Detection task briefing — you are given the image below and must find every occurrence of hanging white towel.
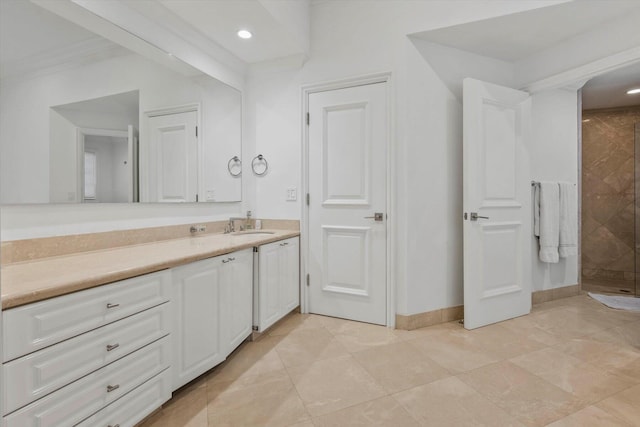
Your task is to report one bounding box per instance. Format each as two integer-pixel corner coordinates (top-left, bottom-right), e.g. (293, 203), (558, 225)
(535, 182), (560, 263)
(559, 182), (577, 258)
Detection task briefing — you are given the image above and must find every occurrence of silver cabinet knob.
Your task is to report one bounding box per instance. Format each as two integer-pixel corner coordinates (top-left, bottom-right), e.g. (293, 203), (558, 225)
(106, 384), (120, 393)
(106, 343), (120, 352)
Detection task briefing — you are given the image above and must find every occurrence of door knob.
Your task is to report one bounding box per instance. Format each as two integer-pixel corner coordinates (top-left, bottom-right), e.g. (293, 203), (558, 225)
(470, 212), (489, 221)
(364, 212), (384, 221)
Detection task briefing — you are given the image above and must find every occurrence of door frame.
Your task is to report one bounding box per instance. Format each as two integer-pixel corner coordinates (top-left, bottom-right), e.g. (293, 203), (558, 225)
(523, 49), (640, 296)
(301, 72), (395, 327)
(76, 127), (129, 203)
(142, 103), (201, 202)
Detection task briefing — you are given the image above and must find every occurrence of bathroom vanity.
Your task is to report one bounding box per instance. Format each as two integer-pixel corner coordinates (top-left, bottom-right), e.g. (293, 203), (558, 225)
(0, 229), (300, 426)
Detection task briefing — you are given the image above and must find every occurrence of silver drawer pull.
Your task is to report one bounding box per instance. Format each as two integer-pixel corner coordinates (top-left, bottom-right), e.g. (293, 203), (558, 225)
(106, 303), (120, 309)
(106, 384), (120, 393)
(108, 424), (120, 427)
(106, 343), (120, 352)
(228, 257), (235, 261)
(222, 259), (229, 263)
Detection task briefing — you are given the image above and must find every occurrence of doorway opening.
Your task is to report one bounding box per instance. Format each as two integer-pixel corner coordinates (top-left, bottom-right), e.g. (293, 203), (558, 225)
(580, 63), (640, 297)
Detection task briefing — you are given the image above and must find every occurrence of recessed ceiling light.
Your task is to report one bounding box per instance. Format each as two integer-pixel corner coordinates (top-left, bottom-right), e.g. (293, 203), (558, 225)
(627, 88), (640, 95)
(237, 30), (252, 39)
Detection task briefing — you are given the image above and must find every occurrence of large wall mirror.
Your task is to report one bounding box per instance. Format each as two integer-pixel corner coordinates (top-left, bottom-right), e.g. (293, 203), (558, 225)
(0, 0), (242, 204)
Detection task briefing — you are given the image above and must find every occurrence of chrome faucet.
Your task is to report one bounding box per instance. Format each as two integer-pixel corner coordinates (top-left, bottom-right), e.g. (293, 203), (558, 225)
(227, 217), (246, 233)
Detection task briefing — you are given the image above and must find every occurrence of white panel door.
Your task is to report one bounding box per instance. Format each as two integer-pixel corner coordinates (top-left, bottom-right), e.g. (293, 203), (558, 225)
(308, 82), (387, 325)
(148, 110), (197, 203)
(463, 78), (532, 330)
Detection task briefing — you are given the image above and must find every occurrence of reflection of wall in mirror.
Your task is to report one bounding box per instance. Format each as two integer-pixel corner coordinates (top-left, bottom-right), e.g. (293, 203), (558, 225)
(0, 52), (242, 204)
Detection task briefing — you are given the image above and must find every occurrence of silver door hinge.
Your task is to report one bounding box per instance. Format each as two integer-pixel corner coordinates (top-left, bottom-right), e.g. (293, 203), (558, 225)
(252, 325), (259, 331)
(306, 193), (310, 205)
(306, 274), (310, 287)
(253, 246), (258, 252)
(306, 113), (310, 125)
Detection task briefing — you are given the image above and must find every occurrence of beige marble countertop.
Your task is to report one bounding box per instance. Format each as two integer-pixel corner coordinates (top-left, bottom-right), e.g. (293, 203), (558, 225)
(1, 229), (300, 310)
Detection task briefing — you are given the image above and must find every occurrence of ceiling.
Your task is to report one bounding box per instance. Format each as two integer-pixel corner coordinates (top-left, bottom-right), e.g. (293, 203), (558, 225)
(411, 0), (640, 62)
(0, 0), (126, 80)
(3, 0), (639, 110)
(158, 0), (306, 64)
(53, 90), (139, 117)
(411, 0), (640, 108)
(582, 62), (640, 109)
(0, 0), (96, 65)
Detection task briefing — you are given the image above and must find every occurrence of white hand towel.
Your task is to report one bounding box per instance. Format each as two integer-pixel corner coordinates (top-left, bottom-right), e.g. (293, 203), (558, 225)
(559, 182), (577, 258)
(537, 182), (559, 263)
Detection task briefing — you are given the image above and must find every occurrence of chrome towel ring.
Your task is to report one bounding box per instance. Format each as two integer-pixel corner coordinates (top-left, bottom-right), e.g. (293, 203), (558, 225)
(228, 156), (242, 177)
(251, 154), (269, 176)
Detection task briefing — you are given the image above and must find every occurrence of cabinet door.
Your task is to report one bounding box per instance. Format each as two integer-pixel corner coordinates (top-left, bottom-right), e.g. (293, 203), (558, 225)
(172, 257), (223, 390)
(280, 237), (300, 313)
(221, 249), (253, 357)
(257, 242), (282, 332)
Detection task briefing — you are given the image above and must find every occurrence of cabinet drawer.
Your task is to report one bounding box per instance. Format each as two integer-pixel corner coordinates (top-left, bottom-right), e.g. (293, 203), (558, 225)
(76, 369), (171, 427)
(3, 270), (171, 362)
(4, 336), (170, 427)
(3, 303), (170, 415)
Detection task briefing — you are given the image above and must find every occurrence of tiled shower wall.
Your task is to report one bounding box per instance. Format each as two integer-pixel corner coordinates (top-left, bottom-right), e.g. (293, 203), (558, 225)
(582, 107), (640, 293)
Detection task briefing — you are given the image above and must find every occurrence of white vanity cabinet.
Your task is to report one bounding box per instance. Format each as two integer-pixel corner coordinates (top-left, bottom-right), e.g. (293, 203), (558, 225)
(221, 248), (254, 355)
(171, 248), (253, 390)
(1, 270), (172, 427)
(254, 237), (300, 332)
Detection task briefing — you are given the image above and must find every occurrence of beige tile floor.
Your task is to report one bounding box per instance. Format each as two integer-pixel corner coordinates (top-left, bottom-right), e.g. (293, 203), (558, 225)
(139, 294), (640, 427)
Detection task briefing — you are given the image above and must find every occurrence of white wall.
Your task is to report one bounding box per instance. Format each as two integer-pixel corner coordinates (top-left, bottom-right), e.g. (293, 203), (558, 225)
(529, 88), (580, 290)
(246, 0), (571, 316)
(49, 110), (76, 203)
(1, 0), (585, 317)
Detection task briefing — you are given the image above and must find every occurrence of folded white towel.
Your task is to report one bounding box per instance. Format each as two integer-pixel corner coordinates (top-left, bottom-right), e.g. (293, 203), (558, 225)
(559, 182), (577, 258)
(536, 182), (559, 263)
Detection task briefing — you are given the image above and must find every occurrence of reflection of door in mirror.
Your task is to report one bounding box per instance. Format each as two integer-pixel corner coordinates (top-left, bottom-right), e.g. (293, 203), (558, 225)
(50, 91), (140, 203)
(146, 108), (199, 203)
(77, 128), (138, 203)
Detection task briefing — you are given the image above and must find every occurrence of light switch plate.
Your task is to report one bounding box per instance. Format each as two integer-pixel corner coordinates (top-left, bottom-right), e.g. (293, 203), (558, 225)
(286, 187), (297, 201)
